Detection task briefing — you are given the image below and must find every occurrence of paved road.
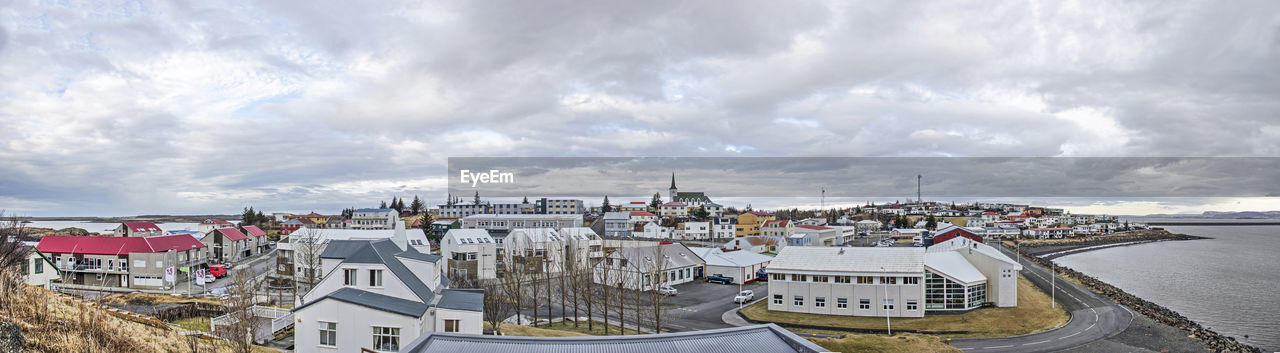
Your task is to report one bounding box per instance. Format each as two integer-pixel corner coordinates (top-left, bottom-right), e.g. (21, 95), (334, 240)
(664, 280), (767, 332)
(949, 244), (1133, 353)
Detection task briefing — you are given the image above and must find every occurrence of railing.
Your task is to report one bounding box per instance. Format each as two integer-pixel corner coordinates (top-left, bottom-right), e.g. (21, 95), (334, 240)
(211, 305), (294, 336)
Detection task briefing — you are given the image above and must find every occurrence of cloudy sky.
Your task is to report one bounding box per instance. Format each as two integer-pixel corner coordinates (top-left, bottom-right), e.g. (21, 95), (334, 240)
(2, 1), (1279, 216)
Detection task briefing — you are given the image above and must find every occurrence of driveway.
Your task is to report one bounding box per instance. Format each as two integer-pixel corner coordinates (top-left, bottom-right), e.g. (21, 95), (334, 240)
(663, 279), (768, 332)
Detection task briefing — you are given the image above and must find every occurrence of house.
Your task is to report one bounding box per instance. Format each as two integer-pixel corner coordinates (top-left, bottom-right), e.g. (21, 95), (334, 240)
(735, 212), (774, 237)
(795, 218), (827, 226)
(925, 237), (1022, 308)
(701, 202), (725, 218)
(534, 198), (585, 215)
(351, 208), (399, 229)
(290, 212), (330, 224)
(787, 233), (813, 247)
(628, 211), (658, 224)
(595, 243), (705, 290)
(439, 229), (497, 281)
(761, 220), (793, 238)
(667, 173), (714, 208)
(854, 219), (882, 233)
(930, 226), (984, 245)
(890, 228), (927, 239)
(276, 225), (432, 291)
(294, 238), (482, 353)
(1023, 227), (1072, 239)
(18, 241), (59, 288)
(723, 236), (785, 254)
(982, 225), (1020, 238)
(712, 221), (736, 240)
(618, 202), (649, 212)
(399, 324), (827, 353)
(766, 247), (927, 318)
(115, 222), (164, 237)
(677, 221), (710, 240)
(965, 217), (985, 228)
(36, 234), (207, 290)
(202, 228), (252, 264)
(793, 225), (840, 246)
(659, 202), (688, 218)
(460, 214), (583, 232)
(634, 221), (673, 239)
(981, 212), (1001, 223)
(271, 212), (294, 222)
(430, 220), (459, 239)
(280, 218), (310, 236)
(197, 219), (235, 234)
(242, 225), (271, 253)
(601, 212), (632, 237)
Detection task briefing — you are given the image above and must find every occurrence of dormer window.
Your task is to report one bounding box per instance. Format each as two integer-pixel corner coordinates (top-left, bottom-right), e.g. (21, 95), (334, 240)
(369, 269), (383, 287)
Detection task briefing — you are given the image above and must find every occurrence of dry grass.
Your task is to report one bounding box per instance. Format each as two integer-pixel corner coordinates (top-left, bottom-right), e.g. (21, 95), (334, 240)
(0, 285), (274, 353)
(100, 292), (223, 306)
(172, 317), (212, 332)
(808, 333), (962, 353)
(487, 323), (590, 337)
(489, 320), (642, 337)
(740, 275), (1069, 338)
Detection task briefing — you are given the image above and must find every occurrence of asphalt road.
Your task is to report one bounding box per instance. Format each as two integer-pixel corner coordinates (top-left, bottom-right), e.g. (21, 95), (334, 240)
(949, 243), (1133, 353)
(663, 280), (768, 332)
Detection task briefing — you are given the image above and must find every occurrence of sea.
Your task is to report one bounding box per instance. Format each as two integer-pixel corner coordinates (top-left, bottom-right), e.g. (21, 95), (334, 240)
(1055, 220), (1280, 351)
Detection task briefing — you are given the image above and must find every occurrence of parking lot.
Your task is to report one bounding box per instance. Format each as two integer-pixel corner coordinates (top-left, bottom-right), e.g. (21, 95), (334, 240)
(660, 278), (769, 332)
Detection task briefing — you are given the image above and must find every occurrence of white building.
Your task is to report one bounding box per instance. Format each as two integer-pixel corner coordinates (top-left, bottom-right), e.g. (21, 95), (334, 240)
(277, 225), (432, 289)
(723, 236), (786, 254)
(761, 220), (794, 238)
(766, 247), (926, 318)
(439, 229), (497, 281)
(689, 247), (772, 285)
(351, 208), (400, 229)
(114, 222), (164, 237)
(629, 211), (658, 224)
(635, 221), (673, 239)
(595, 243), (705, 290)
(19, 242), (58, 288)
(678, 222), (710, 240)
(854, 219), (883, 233)
(197, 219), (235, 234)
(890, 228), (927, 239)
(659, 202), (688, 218)
(1023, 227), (1072, 239)
(460, 214), (583, 232)
(702, 202), (725, 218)
(793, 225), (841, 246)
(925, 237), (1022, 308)
(602, 212), (632, 237)
(294, 238), (482, 353)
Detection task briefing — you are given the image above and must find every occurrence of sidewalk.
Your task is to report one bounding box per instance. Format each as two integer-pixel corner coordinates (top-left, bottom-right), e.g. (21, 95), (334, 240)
(720, 298), (763, 327)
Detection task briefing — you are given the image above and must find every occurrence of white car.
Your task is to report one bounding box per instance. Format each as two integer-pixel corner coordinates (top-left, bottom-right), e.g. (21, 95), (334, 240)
(659, 286), (678, 296)
(203, 275), (217, 283)
(733, 290), (754, 303)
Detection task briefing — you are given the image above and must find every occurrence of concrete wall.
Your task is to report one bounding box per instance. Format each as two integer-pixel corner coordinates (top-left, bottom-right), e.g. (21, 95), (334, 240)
(767, 271), (925, 318)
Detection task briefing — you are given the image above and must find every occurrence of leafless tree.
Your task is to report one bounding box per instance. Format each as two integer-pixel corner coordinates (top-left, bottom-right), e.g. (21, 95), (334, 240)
(291, 227), (325, 302)
(647, 244), (670, 333)
(222, 270), (261, 353)
(0, 212), (30, 298)
(481, 279), (510, 334)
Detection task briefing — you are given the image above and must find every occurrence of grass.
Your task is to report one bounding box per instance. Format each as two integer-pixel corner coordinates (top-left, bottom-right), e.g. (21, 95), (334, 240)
(808, 333), (962, 353)
(894, 238), (914, 244)
(739, 275), (1069, 338)
(100, 291), (223, 306)
(0, 284), (276, 353)
(173, 316), (212, 332)
(489, 320), (642, 337)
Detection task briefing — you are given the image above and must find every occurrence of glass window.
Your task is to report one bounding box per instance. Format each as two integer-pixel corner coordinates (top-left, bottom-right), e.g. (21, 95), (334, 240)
(836, 298), (848, 309)
(859, 299), (871, 310)
(883, 298), (895, 310)
(771, 273), (785, 281)
(372, 326), (399, 352)
(834, 276), (850, 284)
(319, 322), (337, 346)
(33, 259), (43, 274)
(444, 319), (460, 333)
(812, 275), (828, 283)
(815, 297), (826, 308)
(880, 276), (897, 285)
(906, 300), (919, 311)
(793, 296), (804, 306)
(369, 269), (383, 287)
(857, 276), (874, 284)
(903, 277), (919, 285)
(773, 294), (782, 305)
(343, 269), (357, 286)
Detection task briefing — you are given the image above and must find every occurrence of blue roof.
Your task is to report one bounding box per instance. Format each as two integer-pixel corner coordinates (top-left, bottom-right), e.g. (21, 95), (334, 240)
(436, 289), (484, 312)
(355, 208), (397, 213)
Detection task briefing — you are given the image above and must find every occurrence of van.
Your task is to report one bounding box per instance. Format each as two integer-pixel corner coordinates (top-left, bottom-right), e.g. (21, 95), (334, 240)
(209, 264), (227, 278)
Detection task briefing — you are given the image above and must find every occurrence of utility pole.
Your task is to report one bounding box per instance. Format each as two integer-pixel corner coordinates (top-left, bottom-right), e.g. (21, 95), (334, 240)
(1051, 261), (1056, 309)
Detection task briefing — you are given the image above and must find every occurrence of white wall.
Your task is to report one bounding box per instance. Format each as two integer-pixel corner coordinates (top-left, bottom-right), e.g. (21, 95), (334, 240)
(767, 271), (925, 318)
(434, 308), (483, 335)
(296, 299), (424, 352)
(303, 263), (415, 304)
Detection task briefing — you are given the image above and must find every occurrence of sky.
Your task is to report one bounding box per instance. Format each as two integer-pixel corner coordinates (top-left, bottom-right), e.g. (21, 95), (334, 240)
(2, 1), (1279, 217)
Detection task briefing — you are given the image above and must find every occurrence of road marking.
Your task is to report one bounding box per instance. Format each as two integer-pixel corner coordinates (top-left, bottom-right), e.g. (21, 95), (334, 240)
(1062, 331), (1082, 338)
(983, 345), (1013, 349)
(1023, 340), (1051, 345)
(1086, 322), (1096, 331)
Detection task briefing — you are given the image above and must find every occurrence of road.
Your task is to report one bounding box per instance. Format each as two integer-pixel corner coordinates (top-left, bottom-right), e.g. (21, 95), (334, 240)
(949, 243), (1133, 353)
(510, 279), (766, 333)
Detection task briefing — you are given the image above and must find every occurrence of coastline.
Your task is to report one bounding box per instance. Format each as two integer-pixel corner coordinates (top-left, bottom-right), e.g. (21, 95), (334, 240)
(1008, 243), (1263, 353)
(1011, 230), (1209, 260)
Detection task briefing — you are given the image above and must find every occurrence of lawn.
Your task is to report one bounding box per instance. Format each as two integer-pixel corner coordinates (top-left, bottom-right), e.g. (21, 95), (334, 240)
(490, 320), (642, 336)
(172, 316), (212, 332)
(739, 274), (1069, 338)
(808, 333), (962, 353)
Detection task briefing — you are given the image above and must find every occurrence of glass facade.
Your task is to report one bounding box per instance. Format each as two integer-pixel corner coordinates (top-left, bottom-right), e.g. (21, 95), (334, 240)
(924, 270), (987, 310)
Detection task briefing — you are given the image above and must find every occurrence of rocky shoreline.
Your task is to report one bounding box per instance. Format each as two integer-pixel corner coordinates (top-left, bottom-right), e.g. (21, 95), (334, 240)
(1010, 245), (1262, 353)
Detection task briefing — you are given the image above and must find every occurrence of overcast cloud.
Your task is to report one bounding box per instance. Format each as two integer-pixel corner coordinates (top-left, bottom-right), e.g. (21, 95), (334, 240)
(2, 1), (1279, 216)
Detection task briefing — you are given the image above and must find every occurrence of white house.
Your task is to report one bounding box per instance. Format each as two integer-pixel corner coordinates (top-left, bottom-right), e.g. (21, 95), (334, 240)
(659, 202), (688, 218)
(351, 208), (400, 229)
(19, 242), (58, 288)
(602, 212), (632, 237)
(793, 225), (840, 246)
(595, 243), (705, 290)
(277, 225), (432, 291)
(761, 220), (794, 238)
(702, 202), (725, 218)
(766, 247), (927, 318)
(197, 219), (235, 234)
(678, 222), (710, 240)
(925, 237), (1022, 308)
(690, 247), (772, 285)
(854, 220), (882, 233)
(294, 238), (482, 353)
(439, 229), (497, 281)
(890, 228), (927, 239)
(1023, 227), (1072, 239)
(723, 236), (786, 254)
(635, 221), (673, 239)
(114, 222), (164, 237)
(629, 211), (658, 224)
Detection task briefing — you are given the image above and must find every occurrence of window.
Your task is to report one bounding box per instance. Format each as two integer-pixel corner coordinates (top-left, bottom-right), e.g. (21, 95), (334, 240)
(815, 297), (826, 308)
(859, 299), (871, 310)
(883, 299), (895, 310)
(372, 326), (399, 351)
(880, 276), (897, 285)
(771, 273), (785, 281)
(793, 296), (804, 306)
(343, 269), (357, 286)
(790, 274), (807, 282)
(773, 294), (783, 305)
(369, 269), (383, 287)
(837, 298), (848, 309)
(834, 276), (850, 284)
(903, 277), (919, 285)
(33, 259), (43, 274)
(857, 276), (874, 284)
(319, 322), (337, 346)
(444, 319), (460, 333)
(906, 300), (918, 311)
(812, 275), (828, 283)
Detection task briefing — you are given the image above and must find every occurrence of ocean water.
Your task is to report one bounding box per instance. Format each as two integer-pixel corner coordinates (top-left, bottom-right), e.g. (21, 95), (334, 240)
(1055, 225), (1279, 351)
(21, 221), (207, 234)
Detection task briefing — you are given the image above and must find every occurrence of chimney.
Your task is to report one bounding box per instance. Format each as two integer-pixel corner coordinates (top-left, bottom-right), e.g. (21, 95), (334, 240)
(392, 218), (408, 251)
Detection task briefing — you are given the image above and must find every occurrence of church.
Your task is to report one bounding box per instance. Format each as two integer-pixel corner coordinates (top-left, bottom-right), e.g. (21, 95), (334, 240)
(668, 173), (714, 207)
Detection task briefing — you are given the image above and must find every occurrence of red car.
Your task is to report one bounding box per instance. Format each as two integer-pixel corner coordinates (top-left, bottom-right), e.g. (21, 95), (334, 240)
(209, 264), (227, 278)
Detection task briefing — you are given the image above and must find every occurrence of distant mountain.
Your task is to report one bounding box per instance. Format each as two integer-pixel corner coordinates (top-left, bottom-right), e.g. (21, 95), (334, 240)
(1140, 211), (1280, 219)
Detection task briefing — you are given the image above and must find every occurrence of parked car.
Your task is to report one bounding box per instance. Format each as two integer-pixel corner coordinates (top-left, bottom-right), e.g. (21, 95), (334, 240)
(706, 274), (734, 285)
(733, 290), (755, 303)
(756, 268), (768, 282)
(203, 274), (216, 283)
(659, 286), (678, 296)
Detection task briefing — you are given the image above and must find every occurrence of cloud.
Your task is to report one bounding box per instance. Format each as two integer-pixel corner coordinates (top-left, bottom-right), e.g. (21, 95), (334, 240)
(2, 0), (1279, 216)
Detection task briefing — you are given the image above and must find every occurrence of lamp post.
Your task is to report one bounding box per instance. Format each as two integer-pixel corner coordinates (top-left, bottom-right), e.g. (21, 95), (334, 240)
(1051, 261), (1056, 309)
(882, 266), (891, 336)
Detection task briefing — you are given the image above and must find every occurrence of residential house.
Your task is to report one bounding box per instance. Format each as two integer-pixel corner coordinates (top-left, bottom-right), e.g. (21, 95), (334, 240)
(689, 247), (772, 285)
(761, 220), (794, 238)
(439, 229), (497, 281)
(242, 225), (271, 253)
(276, 225), (432, 292)
(601, 212), (632, 237)
(1023, 227), (1072, 239)
(280, 218), (311, 236)
(595, 243), (705, 290)
(19, 241), (59, 288)
(735, 212), (775, 237)
(677, 222), (710, 240)
(618, 202), (649, 212)
(198, 219), (235, 234)
(702, 202), (725, 218)
(36, 234), (207, 290)
(294, 238), (482, 353)
(793, 225), (840, 246)
(854, 219), (882, 233)
(351, 208), (399, 229)
(115, 222), (164, 237)
(635, 222), (673, 239)
(890, 228), (927, 239)
(290, 212), (330, 224)
(203, 228), (252, 264)
(659, 202), (688, 218)
(723, 236), (785, 254)
(629, 211), (658, 224)
(787, 233), (814, 247)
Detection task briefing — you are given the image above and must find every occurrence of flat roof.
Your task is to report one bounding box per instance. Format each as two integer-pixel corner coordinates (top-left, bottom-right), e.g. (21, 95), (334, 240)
(769, 246), (924, 274)
(400, 324), (825, 353)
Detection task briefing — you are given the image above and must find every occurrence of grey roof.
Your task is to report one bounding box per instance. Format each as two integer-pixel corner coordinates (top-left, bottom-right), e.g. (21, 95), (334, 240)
(435, 289), (484, 312)
(607, 243), (705, 272)
(770, 246), (925, 274)
(399, 323), (826, 353)
(319, 240), (369, 259)
(293, 287), (429, 317)
(323, 239), (436, 303)
(396, 250), (442, 263)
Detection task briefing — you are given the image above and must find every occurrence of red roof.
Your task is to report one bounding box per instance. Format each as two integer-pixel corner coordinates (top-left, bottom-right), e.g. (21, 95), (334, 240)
(628, 202), (647, 205)
(214, 228), (249, 241)
(201, 219), (233, 225)
(121, 222), (161, 232)
(242, 225), (267, 237)
(37, 235), (205, 255)
(982, 212), (998, 215)
(795, 224), (830, 230)
(630, 211), (656, 217)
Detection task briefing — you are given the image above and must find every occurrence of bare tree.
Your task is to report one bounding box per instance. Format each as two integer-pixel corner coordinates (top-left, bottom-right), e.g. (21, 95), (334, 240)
(291, 227), (325, 302)
(222, 269), (261, 353)
(647, 244), (670, 333)
(0, 212), (31, 325)
(481, 279), (511, 334)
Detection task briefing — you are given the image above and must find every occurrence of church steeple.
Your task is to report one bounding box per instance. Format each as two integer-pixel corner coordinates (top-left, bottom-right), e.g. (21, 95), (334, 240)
(670, 172), (677, 189)
(669, 172), (678, 201)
